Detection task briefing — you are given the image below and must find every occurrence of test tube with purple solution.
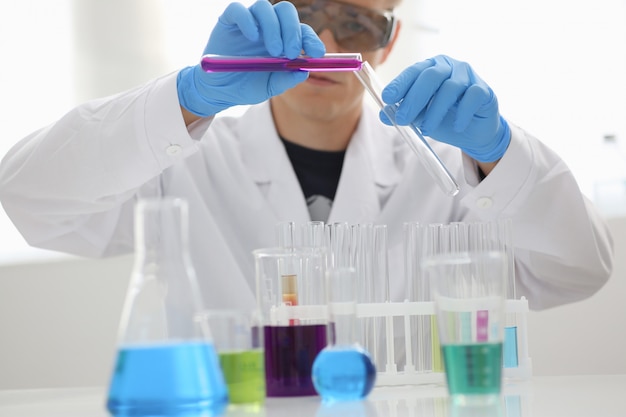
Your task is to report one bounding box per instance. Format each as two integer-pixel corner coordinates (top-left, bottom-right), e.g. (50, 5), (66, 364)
(201, 53), (363, 73)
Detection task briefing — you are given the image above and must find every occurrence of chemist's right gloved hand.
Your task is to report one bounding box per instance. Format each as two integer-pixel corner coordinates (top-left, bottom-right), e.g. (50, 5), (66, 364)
(380, 55), (511, 163)
(177, 1), (325, 117)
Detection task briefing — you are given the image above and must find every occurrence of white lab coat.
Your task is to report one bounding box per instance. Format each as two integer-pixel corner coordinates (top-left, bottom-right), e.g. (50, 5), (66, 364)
(0, 72), (614, 311)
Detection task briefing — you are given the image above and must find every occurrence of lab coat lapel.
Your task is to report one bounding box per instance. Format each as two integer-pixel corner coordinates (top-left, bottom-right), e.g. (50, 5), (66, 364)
(329, 109), (401, 224)
(239, 103), (310, 224)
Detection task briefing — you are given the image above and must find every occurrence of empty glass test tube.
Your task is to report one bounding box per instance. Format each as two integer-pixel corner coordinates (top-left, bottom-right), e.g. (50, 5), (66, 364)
(354, 62), (460, 196)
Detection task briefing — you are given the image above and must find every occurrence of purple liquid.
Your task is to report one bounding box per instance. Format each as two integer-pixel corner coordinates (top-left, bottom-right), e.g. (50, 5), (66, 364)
(264, 324), (328, 397)
(200, 55), (362, 73)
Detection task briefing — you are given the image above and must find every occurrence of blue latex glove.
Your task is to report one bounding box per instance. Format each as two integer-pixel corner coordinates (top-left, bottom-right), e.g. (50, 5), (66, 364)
(381, 55), (511, 163)
(177, 1), (325, 117)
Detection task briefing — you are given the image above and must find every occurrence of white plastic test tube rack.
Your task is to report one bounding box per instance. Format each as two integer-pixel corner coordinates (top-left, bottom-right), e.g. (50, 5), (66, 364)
(356, 298), (532, 386)
(271, 220), (532, 386)
(267, 298), (532, 386)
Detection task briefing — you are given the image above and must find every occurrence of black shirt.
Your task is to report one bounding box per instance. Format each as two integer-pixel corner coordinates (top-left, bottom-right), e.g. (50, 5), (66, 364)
(281, 137), (346, 222)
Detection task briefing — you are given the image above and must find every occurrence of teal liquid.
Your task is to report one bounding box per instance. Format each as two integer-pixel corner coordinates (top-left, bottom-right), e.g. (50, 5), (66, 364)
(503, 326), (519, 368)
(311, 346), (376, 402)
(442, 343), (502, 396)
(107, 342), (228, 416)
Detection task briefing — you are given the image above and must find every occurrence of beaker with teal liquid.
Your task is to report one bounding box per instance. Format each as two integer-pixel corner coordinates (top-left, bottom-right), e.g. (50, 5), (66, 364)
(106, 197), (228, 416)
(424, 251), (508, 405)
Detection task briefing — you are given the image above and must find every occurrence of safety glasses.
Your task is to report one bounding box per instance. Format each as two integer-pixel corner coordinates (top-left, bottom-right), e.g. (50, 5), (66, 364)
(270, 0), (397, 52)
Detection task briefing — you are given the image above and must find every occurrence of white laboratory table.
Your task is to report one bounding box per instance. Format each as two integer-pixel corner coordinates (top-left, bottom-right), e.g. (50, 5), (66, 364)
(0, 375), (624, 417)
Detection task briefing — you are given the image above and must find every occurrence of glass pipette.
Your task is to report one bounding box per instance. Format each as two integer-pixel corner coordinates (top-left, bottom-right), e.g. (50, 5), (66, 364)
(354, 62), (460, 196)
(201, 53), (363, 72)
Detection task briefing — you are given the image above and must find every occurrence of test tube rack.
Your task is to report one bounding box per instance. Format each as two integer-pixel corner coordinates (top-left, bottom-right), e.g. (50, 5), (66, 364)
(271, 220), (531, 387)
(268, 297), (532, 387)
(356, 298), (532, 387)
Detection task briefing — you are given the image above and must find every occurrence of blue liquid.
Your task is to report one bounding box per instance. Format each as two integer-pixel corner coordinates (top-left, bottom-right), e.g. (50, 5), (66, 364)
(504, 326), (519, 368)
(311, 346), (376, 402)
(107, 342), (228, 416)
(505, 395), (523, 417)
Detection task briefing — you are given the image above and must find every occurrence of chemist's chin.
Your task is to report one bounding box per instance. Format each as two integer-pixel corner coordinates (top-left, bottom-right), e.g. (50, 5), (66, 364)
(306, 74), (339, 86)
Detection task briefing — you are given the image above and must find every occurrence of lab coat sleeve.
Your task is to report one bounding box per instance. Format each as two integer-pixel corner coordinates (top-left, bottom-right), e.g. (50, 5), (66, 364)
(0, 72), (206, 257)
(458, 124), (614, 310)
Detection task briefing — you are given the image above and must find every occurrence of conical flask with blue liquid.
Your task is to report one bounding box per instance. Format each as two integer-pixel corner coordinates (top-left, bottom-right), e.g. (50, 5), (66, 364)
(106, 197), (228, 416)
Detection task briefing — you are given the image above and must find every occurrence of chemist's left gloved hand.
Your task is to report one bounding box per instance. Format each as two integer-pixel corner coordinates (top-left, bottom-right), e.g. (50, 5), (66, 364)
(381, 55), (511, 163)
(177, 1), (325, 117)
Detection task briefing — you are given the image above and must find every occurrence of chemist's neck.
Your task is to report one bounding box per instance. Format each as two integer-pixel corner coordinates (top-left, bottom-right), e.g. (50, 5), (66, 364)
(269, 97), (361, 152)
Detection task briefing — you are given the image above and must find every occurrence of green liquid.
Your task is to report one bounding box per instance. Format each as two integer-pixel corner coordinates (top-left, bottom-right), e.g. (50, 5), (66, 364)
(442, 343), (502, 396)
(218, 349), (265, 404)
(431, 315), (444, 372)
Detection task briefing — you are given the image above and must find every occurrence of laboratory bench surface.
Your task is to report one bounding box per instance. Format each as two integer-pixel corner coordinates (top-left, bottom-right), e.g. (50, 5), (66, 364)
(0, 375), (624, 417)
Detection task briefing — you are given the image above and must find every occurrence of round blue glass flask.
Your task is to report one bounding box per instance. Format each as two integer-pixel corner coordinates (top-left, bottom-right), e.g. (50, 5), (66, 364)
(312, 267), (376, 402)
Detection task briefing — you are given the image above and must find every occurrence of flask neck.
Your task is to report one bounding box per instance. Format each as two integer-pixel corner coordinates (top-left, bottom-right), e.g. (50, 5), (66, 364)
(134, 201), (190, 264)
(327, 268), (360, 347)
(119, 198), (207, 345)
(331, 308), (358, 347)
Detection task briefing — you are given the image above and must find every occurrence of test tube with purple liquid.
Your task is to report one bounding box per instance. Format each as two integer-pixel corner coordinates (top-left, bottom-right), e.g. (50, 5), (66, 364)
(201, 53), (363, 73)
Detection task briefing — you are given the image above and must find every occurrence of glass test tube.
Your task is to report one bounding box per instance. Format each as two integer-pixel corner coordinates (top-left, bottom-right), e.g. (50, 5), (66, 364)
(281, 274), (299, 326)
(504, 312), (519, 368)
(402, 222), (429, 373)
(498, 218), (516, 300)
(348, 224), (390, 372)
(275, 221), (297, 248)
(201, 53), (363, 72)
(302, 221), (326, 248)
(274, 222), (299, 325)
(354, 62), (460, 197)
(325, 222), (351, 269)
(373, 225), (396, 373)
